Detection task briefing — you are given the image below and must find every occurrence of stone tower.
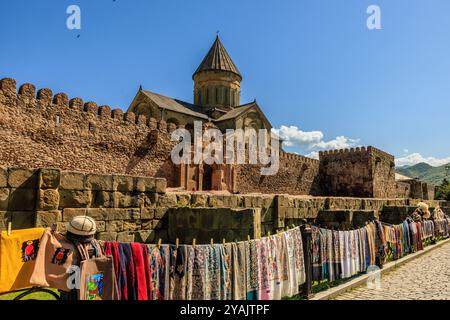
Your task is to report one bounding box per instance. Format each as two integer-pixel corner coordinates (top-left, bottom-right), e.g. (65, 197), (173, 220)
(193, 35), (242, 110)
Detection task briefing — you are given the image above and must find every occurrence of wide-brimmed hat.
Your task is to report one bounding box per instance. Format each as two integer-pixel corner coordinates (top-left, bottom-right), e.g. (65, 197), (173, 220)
(67, 215), (97, 236)
(417, 202), (430, 219)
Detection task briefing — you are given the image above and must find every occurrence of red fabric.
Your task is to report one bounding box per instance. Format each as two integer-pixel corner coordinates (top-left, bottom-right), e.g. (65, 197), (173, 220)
(112, 242), (120, 282)
(131, 243), (148, 300)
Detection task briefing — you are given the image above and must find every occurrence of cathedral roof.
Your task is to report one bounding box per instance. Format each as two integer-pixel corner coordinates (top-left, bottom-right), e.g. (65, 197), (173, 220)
(141, 90), (208, 120)
(193, 35), (242, 80)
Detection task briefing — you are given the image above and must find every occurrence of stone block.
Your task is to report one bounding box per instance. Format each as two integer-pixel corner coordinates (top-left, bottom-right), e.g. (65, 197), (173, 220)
(135, 230), (155, 243)
(58, 190), (91, 208)
(157, 193), (177, 207)
(176, 193), (190, 207)
(141, 208), (155, 219)
(39, 168), (61, 189)
(191, 194), (208, 207)
(117, 232), (135, 242)
(62, 208), (87, 222)
(113, 175), (134, 192)
(208, 195), (225, 208)
(97, 232), (117, 241)
(0, 188), (10, 211)
(85, 208), (112, 220)
(86, 174), (113, 191)
(0, 167), (7, 187)
(8, 168), (38, 188)
(91, 191), (113, 208)
(155, 178), (167, 193)
(137, 192), (157, 208)
(106, 220), (124, 232)
(11, 211), (35, 229)
(8, 188), (36, 211)
(96, 221), (106, 232)
(113, 192), (138, 208)
(135, 177), (156, 192)
(36, 211), (62, 228)
(123, 221), (141, 232)
(37, 189), (59, 211)
(60, 172), (85, 190)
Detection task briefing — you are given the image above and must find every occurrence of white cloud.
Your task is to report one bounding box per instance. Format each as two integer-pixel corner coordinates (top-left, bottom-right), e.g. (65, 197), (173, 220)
(272, 125), (360, 152)
(403, 149), (409, 154)
(272, 125), (323, 148)
(305, 151), (319, 160)
(314, 136), (360, 150)
(395, 153), (450, 167)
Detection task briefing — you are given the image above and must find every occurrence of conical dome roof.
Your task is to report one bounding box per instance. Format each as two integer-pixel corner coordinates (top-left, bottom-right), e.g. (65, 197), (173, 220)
(193, 35), (242, 80)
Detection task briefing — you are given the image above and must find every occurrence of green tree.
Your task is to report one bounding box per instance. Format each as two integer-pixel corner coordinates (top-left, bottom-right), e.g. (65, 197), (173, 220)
(435, 178), (450, 200)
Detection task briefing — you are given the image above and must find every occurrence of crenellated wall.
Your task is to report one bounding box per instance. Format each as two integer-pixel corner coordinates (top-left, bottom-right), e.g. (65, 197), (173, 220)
(0, 78), (182, 187)
(319, 146), (396, 198)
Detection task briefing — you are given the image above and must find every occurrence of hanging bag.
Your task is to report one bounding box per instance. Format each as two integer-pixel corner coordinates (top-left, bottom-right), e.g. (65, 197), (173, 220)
(30, 228), (80, 292)
(77, 242), (119, 300)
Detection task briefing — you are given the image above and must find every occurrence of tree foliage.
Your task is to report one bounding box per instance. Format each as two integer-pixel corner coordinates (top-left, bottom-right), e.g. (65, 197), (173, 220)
(435, 178), (450, 200)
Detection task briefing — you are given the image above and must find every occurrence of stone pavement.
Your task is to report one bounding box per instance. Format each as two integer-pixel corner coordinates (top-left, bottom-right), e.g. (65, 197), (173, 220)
(334, 241), (450, 300)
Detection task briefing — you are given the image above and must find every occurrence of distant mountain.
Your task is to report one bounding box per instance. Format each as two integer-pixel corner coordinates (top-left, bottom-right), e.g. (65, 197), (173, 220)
(396, 162), (450, 186)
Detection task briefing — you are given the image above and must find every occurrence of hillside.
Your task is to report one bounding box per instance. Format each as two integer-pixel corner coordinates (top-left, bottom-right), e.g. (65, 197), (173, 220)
(397, 162), (450, 186)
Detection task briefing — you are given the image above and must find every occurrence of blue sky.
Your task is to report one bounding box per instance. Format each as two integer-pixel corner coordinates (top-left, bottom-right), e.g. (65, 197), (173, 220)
(1, 0), (449, 166)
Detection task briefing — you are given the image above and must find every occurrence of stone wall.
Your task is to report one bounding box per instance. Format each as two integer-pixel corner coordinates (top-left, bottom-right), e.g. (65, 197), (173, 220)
(0, 78), (180, 187)
(234, 152), (320, 195)
(1, 165), (446, 244)
(319, 147), (396, 198)
(168, 207), (261, 243)
(395, 179), (435, 200)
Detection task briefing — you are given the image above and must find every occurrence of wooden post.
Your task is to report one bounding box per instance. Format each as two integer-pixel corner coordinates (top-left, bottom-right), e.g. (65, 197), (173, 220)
(300, 224), (313, 299)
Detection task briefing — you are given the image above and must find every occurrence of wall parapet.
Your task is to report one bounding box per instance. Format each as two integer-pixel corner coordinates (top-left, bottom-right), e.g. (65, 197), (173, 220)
(0, 78), (187, 135)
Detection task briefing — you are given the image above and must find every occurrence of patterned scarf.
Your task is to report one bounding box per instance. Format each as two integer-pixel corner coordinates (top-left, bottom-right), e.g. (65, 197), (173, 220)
(205, 245), (222, 300)
(245, 240), (259, 300)
(311, 226), (322, 281)
(172, 245), (187, 300)
(326, 229), (334, 282)
(185, 245), (195, 300)
(221, 243), (232, 300)
(231, 242), (247, 300)
(268, 235), (282, 300)
(257, 237), (270, 300)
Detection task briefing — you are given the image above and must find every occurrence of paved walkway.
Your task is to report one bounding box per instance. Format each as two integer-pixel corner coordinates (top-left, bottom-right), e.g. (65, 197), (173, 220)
(334, 242), (450, 300)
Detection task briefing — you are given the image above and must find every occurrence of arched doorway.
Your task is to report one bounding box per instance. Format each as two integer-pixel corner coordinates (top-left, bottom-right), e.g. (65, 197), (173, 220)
(202, 164), (213, 191)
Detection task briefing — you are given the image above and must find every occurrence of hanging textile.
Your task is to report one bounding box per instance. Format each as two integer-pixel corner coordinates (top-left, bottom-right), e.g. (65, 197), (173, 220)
(245, 240), (259, 300)
(172, 245), (187, 300)
(326, 229), (334, 282)
(311, 226), (322, 281)
(0, 228), (45, 293)
(267, 235), (282, 300)
(231, 242), (247, 300)
(257, 237), (270, 300)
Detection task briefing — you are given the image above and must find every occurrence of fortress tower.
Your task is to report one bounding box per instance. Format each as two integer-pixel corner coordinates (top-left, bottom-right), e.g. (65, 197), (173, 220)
(193, 35), (242, 110)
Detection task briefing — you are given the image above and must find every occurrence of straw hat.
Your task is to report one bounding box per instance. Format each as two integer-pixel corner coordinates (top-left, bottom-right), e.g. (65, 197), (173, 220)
(67, 216), (97, 236)
(417, 202), (430, 219)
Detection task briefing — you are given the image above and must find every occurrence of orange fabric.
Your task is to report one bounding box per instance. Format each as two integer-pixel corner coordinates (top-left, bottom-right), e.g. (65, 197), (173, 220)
(0, 228), (45, 293)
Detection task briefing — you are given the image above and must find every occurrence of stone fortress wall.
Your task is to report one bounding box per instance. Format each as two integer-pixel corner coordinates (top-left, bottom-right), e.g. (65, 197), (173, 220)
(0, 77), (441, 243)
(1, 166), (448, 243)
(0, 78), (325, 196)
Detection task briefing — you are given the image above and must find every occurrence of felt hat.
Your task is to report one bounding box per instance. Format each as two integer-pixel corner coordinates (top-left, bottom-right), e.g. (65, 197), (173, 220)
(67, 215), (97, 236)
